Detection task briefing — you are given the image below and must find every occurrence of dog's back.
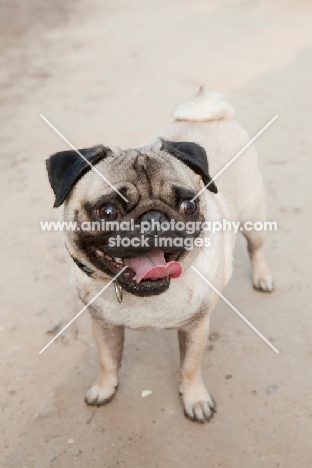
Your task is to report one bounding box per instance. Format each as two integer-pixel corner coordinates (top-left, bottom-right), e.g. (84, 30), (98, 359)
(159, 91), (261, 220)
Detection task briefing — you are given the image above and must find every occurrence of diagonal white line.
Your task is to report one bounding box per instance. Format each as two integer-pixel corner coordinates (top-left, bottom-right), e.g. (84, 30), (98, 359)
(191, 266), (279, 353)
(192, 115), (278, 201)
(39, 267), (127, 354)
(40, 114), (129, 203)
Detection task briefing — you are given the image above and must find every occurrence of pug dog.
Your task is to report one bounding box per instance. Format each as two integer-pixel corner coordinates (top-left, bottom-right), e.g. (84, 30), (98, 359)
(46, 92), (273, 423)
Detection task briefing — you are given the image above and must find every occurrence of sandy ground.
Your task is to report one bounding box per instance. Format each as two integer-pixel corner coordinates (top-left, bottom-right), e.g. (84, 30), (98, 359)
(1, 0), (312, 466)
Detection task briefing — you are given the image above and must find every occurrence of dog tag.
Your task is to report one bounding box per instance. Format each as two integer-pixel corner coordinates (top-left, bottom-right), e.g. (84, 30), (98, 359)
(114, 281), (123, 303)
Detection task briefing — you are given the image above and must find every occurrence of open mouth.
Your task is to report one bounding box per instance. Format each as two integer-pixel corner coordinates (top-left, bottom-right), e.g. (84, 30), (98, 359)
(94, 249), (183, 297)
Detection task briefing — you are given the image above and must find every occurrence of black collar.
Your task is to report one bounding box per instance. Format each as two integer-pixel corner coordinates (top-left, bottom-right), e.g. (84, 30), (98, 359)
(65, 245), (109, 282)
(70, 254), (95, 277)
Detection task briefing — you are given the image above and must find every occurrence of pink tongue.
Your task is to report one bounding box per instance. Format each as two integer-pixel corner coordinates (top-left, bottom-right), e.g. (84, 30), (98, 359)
(124, 250), (182, 283)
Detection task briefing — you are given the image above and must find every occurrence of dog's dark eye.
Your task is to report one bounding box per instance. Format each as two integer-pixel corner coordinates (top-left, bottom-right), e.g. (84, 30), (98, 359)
(179, 199), (197, 216)
(96, 204), (119, 220)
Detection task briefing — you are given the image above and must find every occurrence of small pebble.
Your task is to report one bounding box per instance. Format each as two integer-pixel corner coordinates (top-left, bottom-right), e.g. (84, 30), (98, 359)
(266, 384), (278, 395)
(67, 438), (74, 444)
(141, 390), (152, 398)
(48, 242), (58, 248)
(36, 308), (47, 316)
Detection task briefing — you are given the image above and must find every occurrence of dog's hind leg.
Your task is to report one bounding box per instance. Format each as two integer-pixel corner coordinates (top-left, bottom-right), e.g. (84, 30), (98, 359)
(85, 318), (124, 406)
(240, 174), (274, 292)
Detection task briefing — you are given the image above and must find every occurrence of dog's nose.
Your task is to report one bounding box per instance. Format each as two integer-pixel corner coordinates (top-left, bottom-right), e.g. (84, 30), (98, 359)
(138, 210), (169, 235)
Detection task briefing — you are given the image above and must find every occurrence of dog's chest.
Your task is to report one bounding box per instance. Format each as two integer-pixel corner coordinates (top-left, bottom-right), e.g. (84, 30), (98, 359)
(77, 271), (208, 330)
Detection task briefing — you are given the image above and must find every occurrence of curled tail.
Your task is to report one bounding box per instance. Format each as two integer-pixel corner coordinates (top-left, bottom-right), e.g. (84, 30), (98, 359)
(172, 89), (234, 122)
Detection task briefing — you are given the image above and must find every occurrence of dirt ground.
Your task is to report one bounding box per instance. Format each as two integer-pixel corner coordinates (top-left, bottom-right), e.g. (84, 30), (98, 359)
(1, 0), (312, 467)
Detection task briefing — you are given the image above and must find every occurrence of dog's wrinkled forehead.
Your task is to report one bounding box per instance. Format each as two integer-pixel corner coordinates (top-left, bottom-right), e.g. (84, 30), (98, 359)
(119, 138), (217, 194)
(45, 138), (217, 208)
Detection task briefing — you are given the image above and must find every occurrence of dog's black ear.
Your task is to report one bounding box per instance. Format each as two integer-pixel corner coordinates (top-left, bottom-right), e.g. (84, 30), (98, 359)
(161, 140), (218, 194)
(46, 145), (111, 207)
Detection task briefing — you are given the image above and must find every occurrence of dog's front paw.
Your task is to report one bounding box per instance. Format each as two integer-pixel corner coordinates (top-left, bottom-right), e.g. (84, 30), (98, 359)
(84, 382), (118, 407)
(180, 384), (216, 423)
